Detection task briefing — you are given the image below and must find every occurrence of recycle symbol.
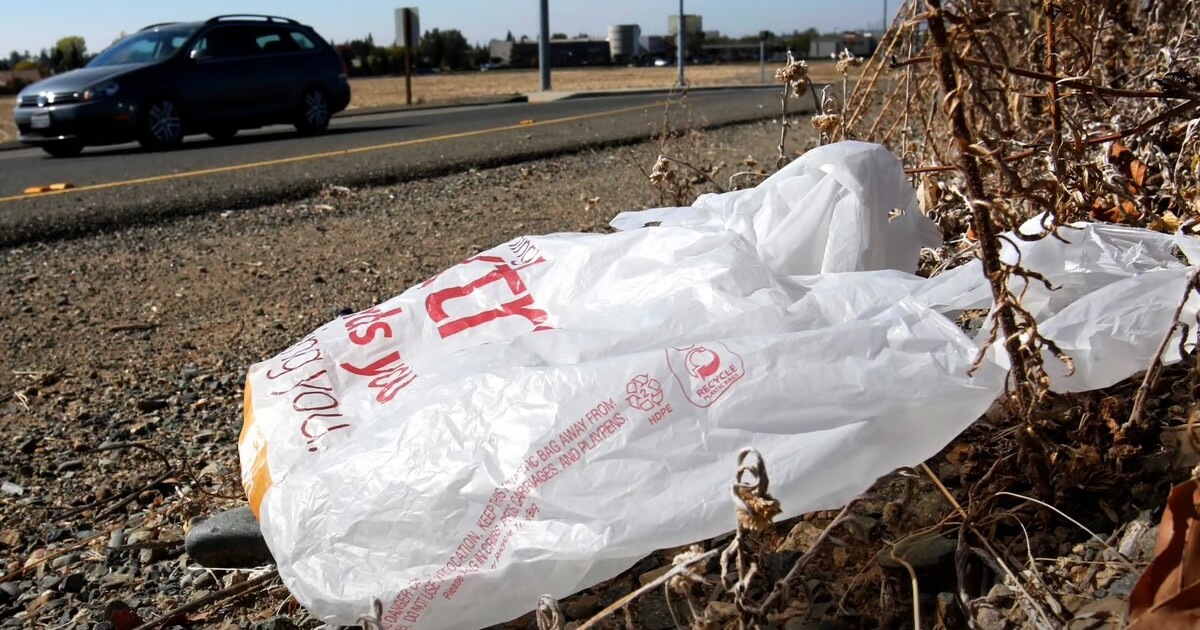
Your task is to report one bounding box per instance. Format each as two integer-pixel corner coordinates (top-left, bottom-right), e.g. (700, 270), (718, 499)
(626, 374), (664, 411)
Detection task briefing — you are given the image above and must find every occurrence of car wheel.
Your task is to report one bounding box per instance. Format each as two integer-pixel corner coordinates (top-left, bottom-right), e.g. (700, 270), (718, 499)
(138, 97), (184, 150)
(294, 87), (331, 134)
(41, 141), (84, 158)
(208, 127), (238, 141)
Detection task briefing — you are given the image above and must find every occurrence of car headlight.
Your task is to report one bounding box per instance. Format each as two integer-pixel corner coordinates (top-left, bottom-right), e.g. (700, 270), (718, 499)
(82, 82), (120, 101)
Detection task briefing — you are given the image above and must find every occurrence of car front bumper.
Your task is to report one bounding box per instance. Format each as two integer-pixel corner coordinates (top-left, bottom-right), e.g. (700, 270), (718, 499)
(14, 99), (138, 145)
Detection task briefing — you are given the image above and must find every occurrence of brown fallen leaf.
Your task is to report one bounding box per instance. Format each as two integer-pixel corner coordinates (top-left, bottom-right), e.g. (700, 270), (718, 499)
(0, 529), (21, 548)
(1110, 141), (1152, 192)
(1128, 478), (1200, 627)
(1150, 211), (1184, 234)
(106, 601), (145, 630)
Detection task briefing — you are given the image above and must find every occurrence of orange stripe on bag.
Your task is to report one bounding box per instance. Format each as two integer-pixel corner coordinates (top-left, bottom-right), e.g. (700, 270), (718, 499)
(239, 380), (273, 519)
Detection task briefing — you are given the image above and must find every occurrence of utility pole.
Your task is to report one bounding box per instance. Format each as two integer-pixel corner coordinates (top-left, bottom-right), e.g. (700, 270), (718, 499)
(403, 10), (413, 105)
(539, 0), (551, 91)
(883, 0), (888, 32)
(677, 0), (685, 87)
(759, 31), (767, 82)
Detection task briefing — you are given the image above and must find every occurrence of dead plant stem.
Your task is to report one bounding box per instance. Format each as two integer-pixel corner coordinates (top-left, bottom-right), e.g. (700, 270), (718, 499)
(574, 549), (719, 630)
(889, 55), (1171, 99)
(1126, 269), (1200, 430)
(128, 570), (277, 630)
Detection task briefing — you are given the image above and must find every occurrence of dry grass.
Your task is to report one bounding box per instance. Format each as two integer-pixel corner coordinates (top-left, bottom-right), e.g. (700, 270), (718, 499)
(1, 96), (14, 143)
(349, 60), (849, 109)
(0, 62), (852, 145)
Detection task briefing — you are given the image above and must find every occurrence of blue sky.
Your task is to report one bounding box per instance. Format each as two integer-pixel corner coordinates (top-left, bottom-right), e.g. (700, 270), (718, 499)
(1, 1), (900, 55)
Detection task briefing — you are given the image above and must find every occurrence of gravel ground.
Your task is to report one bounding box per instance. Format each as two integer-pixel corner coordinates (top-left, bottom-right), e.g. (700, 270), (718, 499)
(0, 120), (813, 630)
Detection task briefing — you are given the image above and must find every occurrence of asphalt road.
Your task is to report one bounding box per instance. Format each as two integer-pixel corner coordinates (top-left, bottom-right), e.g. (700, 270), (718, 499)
(0, 88), (790, 246)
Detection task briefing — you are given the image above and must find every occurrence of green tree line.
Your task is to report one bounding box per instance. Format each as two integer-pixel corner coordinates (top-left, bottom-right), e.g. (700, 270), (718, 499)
(335, 29), (491, 77)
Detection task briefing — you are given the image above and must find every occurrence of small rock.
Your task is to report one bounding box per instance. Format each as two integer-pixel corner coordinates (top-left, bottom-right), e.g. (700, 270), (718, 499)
(107, 529), (125, 550)
(61, 573), (87, 594)
(777, 521), (822, 553)
(0, 529), (22, 548)
(55, 460), (84, 473)
(125, 530), (153, 545)
(138, 548), (163, 565)
(255, 616), (299, 630)
(102, 574), (133, 589)
(973, 605), (1007, 630)
(192, 571), (215, 589)
(223, 572), (247, 589)
(184, 507), (273, 568)
(1067, 596), (1126, 629)
(137, 398), (169, 413)
(1118, 515), (1158, 563)
(1111, 571), (1140, 599)
(49, 553), (79, 569)
(0, 582), (18, 604)
(39, 576), (60, 591)
(987, 583), (1014, 601)
(1, 482), (25, 496)
(634, 592), (675, 630)
(45, 526), (70, 543)
(564, 594), (600, 620)
(26, 591), (54, 614)
(879, 535), (957, 569)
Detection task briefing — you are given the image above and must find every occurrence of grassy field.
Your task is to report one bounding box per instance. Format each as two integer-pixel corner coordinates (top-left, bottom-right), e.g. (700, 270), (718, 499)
(0, 61), (852, 144)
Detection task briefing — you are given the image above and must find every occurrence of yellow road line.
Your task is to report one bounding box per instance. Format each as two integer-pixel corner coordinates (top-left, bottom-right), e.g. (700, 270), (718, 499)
(0, 101), (665, 205)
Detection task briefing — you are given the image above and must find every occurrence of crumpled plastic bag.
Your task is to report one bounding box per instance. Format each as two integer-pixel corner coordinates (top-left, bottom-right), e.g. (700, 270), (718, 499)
(238, 141), (1198, 630)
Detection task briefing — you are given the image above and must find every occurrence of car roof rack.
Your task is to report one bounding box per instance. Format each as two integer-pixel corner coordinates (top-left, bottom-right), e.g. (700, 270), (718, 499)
(139, 22), (182, 31)
(205, 14), (301, 25)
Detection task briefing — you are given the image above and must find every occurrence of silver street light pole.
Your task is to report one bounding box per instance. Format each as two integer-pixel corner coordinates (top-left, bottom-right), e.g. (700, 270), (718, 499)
(677, 0), (685, 87)
(539, 0), (551, 91)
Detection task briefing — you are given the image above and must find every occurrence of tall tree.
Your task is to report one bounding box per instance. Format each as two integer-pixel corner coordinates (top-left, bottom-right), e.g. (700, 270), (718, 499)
(54, 36), (87, 71)
(416, 29), (470, 69)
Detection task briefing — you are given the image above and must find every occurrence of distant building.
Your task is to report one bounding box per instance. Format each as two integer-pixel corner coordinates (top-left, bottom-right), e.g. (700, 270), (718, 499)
(488, 37), (612, 67)
(668, 14), (703, 36)
(607, 24), (641, 64)
(640, 35), (669, 57)
(809, 32), (878, 58)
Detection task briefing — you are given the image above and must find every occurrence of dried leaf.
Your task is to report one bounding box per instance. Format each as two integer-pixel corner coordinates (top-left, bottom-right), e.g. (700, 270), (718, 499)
(1131, 159), (1150, 188)
(0, 529), (21, 548)
(1128, 478), (1200, 627)
(1109, 141), (1151, 193)
(1150, 211), (1184, 233)
(107, 602), (145, 630)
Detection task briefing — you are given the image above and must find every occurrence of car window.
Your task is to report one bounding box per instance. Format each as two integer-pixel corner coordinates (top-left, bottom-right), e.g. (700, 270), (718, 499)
(289, 31), (317, 50)
(88, 27), (196, 66)
(249, 27), (300, 54)
(190, 26), (253, 60)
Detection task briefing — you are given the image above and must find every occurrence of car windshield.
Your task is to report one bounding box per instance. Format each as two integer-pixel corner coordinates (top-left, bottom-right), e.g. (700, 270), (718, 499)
(88, 27), (197, 67)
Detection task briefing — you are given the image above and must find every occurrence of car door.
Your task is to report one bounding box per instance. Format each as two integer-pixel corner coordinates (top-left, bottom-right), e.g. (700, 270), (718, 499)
(243, 26), (303, 117)
(178, 25), (258, 123)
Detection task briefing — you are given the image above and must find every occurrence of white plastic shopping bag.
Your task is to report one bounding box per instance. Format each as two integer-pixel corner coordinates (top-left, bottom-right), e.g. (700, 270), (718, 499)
(239, 141), (1198, 629)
